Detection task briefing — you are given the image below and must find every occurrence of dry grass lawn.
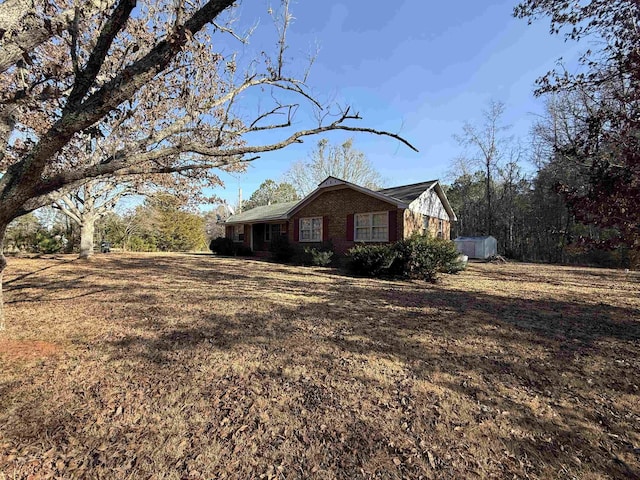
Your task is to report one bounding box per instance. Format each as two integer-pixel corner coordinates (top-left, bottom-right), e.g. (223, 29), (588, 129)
(0, 253), (639, 479)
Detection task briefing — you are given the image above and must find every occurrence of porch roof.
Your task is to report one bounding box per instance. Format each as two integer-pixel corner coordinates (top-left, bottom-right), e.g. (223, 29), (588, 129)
(225, 201), (299, 224)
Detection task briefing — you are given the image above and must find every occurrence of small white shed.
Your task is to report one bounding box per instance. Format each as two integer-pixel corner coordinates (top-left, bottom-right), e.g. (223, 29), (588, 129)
(454, 236), (497, 259)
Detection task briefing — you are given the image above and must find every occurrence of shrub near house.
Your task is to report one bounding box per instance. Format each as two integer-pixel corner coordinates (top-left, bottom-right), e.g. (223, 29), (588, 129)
(347, 234), (465, 282)
(209, 237), (253, 256)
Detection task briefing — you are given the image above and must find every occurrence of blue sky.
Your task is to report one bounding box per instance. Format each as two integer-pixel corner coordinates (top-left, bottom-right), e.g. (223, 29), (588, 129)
(207, 0), (583, 209)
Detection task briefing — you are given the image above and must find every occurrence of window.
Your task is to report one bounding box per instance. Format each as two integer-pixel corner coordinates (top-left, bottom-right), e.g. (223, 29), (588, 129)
(355, 212), (388, 242)
(265, 224), (281, 242)
(299, 217), (322, 242)
(232, 225), (244, 242)
(437, 219), (444, 239)
(423, 215), (430, 234)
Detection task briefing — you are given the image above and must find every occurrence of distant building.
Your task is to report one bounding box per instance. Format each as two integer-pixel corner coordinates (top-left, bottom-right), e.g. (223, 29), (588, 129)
(454, 236), (497, 259)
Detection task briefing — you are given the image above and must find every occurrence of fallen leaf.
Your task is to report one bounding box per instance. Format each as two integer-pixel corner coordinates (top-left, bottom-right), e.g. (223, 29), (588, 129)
(427, 451), (436, 469)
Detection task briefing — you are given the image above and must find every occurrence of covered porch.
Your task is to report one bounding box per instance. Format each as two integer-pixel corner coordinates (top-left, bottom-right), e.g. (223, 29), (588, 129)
(223, 201), (298, 255)
(249, 222), (289, 254)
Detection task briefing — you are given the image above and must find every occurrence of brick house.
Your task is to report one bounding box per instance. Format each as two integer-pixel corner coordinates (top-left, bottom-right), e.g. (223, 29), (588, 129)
(224, 176), (456, 254)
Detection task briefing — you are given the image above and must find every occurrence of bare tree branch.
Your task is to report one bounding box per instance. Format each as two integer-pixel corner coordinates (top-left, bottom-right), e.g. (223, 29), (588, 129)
(0, 0), (237, 211)
(64, 0), (137, 113)
(0, 1), (117, 73)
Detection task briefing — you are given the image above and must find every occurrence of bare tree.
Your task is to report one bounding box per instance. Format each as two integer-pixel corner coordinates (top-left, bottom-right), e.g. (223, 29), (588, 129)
(52, 180), (143, 258)
(203, 204), (232, 241)
(454, 100), (511, 236)
(285, 138), (384, 196)
(52, 159), (231, 259)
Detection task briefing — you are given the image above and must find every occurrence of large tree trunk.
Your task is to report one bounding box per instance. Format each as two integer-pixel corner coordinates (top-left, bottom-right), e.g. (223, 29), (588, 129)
(0, 222), (7, 331)
(79, 215), (96, 259)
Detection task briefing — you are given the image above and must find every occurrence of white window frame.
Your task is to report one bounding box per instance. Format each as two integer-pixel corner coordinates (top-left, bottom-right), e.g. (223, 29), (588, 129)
(299, 217), (322, 242)
(232, 224), (244, 242)
(354, 211), (389, 242)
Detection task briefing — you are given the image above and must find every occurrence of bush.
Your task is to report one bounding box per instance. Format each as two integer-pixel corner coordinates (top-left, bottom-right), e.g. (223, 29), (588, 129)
(35, 231), (65, 254)
(346, 244), (397, 277)
(302, 246), (334, 267)
(346, 235), (466, 282)
(292, 241), (335, 266)
(209, 237), (253, 256)
(209, 237), (236, 256)
(127, 235), (157, 252)
(392, 234), (465, 282)
(269, 235), (295, 262)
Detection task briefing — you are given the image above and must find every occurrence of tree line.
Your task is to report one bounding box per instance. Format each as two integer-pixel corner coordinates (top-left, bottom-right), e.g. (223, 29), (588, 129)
(446, 96), (635, 267)
(448, 0), (639, 268)
(5, 194), (208, 254)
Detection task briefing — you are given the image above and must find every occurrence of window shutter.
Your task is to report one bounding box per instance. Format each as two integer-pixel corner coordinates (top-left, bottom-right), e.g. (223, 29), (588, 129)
(244, 225), (250, 245)
(388, 210), (398, 242)
(293, 219), (299, 242)
(322, 216), (329, 242)
(225, 226), (232, 238)
(346, 214), (354, 241)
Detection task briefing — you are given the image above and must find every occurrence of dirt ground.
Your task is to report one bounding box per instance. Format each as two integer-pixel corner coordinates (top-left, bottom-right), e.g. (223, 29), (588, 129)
(0, 253), (638, 479)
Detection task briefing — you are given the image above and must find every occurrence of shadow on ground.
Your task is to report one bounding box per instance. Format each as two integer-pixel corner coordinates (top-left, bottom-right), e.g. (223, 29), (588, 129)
(2, 254), (639, 479)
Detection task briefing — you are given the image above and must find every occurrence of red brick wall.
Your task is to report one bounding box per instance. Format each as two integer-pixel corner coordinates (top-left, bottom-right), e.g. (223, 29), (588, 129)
(224, 224), (252, 246)
(423, 217), (451, 239)
(288, 187), (403, 254)
(402, 210), (453, 240)
(404, 210), (423, 237)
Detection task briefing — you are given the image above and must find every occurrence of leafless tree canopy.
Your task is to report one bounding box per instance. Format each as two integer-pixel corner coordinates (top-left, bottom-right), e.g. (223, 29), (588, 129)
(0, 0), (416, 325)
(285, 138), (385, 196)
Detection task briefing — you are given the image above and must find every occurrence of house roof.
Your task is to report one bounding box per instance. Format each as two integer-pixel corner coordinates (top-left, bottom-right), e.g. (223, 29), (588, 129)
(376, 180), (438, 203)
(225, 176), (456, 224)
(225, 201), (299, 224)
(378, 180), (457, 221)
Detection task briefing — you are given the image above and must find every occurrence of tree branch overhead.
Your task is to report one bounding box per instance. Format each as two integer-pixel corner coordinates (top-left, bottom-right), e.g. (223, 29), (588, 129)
(0, 0), (417, 324)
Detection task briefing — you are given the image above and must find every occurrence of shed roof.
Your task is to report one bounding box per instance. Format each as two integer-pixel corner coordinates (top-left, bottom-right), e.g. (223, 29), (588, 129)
(376, 180), (438, 203)
(454, 236), (497, 241)
(225, 201), (299, 224)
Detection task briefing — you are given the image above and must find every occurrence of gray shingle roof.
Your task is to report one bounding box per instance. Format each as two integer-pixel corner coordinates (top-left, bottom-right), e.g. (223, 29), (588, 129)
(224, 179), (448, 224)
(376, 180), (438, 203)
(225, 201), (299, 224)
